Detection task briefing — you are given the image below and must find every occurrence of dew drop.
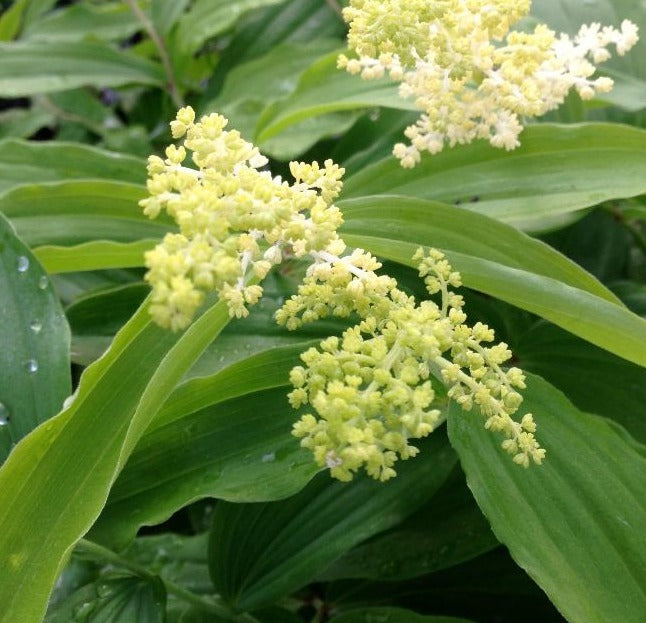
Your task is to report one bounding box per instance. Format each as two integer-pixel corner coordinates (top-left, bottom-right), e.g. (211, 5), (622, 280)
(63, 392), (77, 409)
(0, 403), (10, 426)
(17, 256), (29, 273)
(25, 359), (38, 374)
(73, 601), (96, 621)
(38, 275), (48, 290)
(29, 320), (42, 334)
(95, 582), (114, 599)
(262, 452), (276, 463)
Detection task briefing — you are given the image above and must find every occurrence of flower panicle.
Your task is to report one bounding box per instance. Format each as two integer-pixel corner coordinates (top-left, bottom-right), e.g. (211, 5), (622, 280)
(141, 109), (544, 482)
(286, 247), (545, 481)
(338, 0), (639, 166)
(140, 106), (345, 330)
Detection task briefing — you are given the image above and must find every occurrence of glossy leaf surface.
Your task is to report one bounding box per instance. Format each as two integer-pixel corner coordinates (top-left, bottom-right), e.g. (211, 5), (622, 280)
(448, 374), (646, 623)
(0, 213), (70, 461)
(208, 433), (457, 611)
(341, 124), (646, 231)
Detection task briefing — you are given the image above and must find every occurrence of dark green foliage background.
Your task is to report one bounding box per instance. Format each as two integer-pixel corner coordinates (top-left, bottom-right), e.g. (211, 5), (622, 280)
(0, 1), (645, 622)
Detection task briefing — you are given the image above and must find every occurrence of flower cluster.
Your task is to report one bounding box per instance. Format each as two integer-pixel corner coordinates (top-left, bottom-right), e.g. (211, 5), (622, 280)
(338, 0), (639, 166)
(141, 106), (344, 329)
(143, 109), (544, 481)
(285, 247), (545, 481)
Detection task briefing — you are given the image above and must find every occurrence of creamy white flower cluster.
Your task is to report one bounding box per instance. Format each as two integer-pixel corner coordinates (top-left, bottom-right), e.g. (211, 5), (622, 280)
(143, 109), (543, 481)
(141, 106), (344, 330)
(285, 247), (545, 481)
(338, 0), (639, 166)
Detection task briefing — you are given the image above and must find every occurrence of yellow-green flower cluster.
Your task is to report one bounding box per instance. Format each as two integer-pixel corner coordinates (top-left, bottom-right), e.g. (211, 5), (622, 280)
(285, 247), (545, 481)
(339, 0), (639, 166)
(142, 108), (543, 481)
(141, 106), (344, 329)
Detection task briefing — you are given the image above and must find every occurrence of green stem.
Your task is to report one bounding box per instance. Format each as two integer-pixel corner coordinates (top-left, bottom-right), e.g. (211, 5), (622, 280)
(76, 539), (245, 619)
(604, 203), (646, 258)
(625, 219), (646, 257)
(123, 0), (184, 108)
(325, 0), (344, 19)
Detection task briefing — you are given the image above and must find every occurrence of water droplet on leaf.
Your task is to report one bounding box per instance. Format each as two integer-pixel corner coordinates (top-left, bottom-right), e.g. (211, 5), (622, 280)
(29, 320), (42, 334)
(0, 403), (10, 426)
(95, 582), (114, 598)
(17, 256), (29, 273)
(38, 275), (48, 289)
(73, 601), (96, 621)
(262, 452), (276, 463)
(25, 359), (38, 373)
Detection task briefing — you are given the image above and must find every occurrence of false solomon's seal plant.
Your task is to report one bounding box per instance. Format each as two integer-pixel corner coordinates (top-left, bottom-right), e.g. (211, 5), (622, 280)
(142, 107), (545, 481)
(338, 0), (639, 166)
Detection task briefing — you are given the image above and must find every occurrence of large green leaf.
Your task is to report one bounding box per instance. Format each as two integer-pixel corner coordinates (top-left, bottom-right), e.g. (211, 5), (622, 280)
(517, 321), (646, 443)
(0, 40), (164, 96)
(203, 40), (357, 159)
(0, 139), (146, 194)
(0, 180), (171, 247)
(175, 0), (285, 58)
(338, 195), (646, 365)
(448, 374), (646, 623)
(208, 433), (457, 612)
(91, 344), (320, 547)
(340, 124), (646, 231)
(255, 52), (417, 144)
(35, 240), (156, 274)
(0, 296), (231, 623)
(199, 0), (345, 104)
(0, 213), (70, 462)
(328, 548), (568, 621)
(22, 1), (145, 43)
(320, 468), (497, 582)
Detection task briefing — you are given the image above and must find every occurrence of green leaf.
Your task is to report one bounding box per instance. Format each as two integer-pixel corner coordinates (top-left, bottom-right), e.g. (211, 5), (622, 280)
(340, 124), (646, 232)
(45, 575), (166, 623)
(0, 107), (54, 140)
(35, 240), (156, 274)
(91, 344), (320, 547)
(320, 468), (497, 581)
(328, 548), (567, 621)
(1, 180), (171, 247)
(329, 610), (475, 623)
(338, 195), (646, 365)
(517, 322), (646, 444)
(208, 433), (457, 611)
(151, 0), (190, 36)
(0, 0), (28, 41)
(0, 296), (231, 622)
(175, 0), (285, 58)
(447, 373), (646, 623)
(23, 2), (144, 43)
(0, 213), (70, 462)
(123, 533), (212, 595)
(203, 40), (354, 159)
(66, 283), (150, 365)
(255, 52), (417, 144)
(0, 139), (146, 195)
(0, 40), (164, 96)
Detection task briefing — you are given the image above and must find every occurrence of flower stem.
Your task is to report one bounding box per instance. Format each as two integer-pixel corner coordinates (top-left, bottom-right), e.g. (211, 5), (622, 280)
(123, 0), (184, 108)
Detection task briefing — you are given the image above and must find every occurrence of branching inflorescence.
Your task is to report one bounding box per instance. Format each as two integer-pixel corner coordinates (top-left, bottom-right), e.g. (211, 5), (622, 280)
(142, 107), (544, 481)
(338, 0), (639, 166)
